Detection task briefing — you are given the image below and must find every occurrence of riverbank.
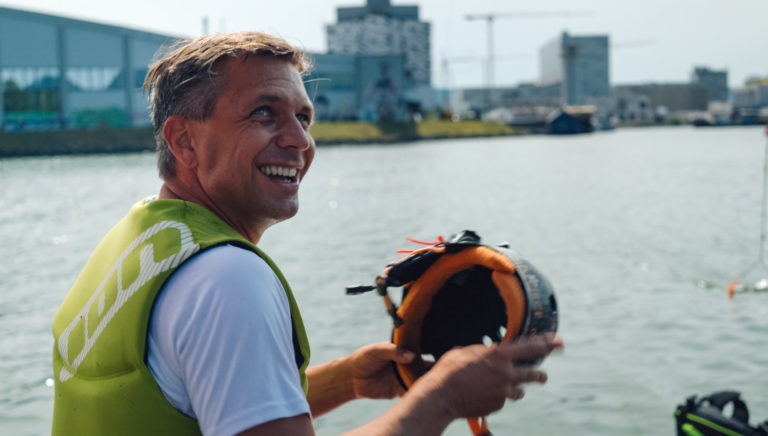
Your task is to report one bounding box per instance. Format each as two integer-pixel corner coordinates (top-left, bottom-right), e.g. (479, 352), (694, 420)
(0, 121), (522, 158)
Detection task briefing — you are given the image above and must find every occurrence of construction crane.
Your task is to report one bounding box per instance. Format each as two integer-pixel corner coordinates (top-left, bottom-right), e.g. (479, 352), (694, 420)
(441, 54), (529, 89)
(465, 10), (593, 90)
(611, 39), (656, 49)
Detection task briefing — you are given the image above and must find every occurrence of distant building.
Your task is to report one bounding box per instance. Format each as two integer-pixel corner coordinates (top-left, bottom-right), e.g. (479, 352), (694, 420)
(732, 77), (768, 109)
(0, 6), (179, 131)
(450, 83), (560, 119)
(732, 77), (768, 124)
(539, 31), (610, 107)
(326, 0), (430, 87)
(691, 66), (728, 102)
(306, 52), (407, 122)
(614, 83), (708, 119)
(304, 53), (356, 122)
(317, 0), (432, 121)
(614, 88), (652, 121)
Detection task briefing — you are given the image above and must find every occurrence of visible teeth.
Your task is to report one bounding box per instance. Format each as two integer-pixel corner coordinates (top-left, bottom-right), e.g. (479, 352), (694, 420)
(261, 166), (298, 178)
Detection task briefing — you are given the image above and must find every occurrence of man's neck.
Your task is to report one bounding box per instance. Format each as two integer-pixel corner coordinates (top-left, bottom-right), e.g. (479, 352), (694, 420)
(157, 182), (265, 244)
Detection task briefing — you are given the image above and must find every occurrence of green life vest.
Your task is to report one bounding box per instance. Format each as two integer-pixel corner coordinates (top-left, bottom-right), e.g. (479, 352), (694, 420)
(51, 198), (311, 435)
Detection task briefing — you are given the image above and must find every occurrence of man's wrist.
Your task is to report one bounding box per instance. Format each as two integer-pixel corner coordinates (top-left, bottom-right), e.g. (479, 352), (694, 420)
(306, 357), (356, 416)
(407, 373), (456, 423)
(391, 381), (455, 435)
(335, 355), (359, 401)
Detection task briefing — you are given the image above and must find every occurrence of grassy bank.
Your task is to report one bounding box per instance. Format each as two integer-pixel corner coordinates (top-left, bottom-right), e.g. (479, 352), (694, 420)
(0, 127), (156, 157)
(310, 120), (519, 143)
(0, 120), (520, 158)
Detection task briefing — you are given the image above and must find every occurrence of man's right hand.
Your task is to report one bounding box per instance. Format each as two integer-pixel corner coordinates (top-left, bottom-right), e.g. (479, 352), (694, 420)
(410, 334), (564, 420)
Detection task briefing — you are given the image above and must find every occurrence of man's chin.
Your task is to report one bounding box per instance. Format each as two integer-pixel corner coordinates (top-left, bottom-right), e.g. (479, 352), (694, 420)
(266, 202), (300, 222)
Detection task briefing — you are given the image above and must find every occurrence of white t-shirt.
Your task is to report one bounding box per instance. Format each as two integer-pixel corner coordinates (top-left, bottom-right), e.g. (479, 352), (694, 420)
(147, 244), (310, 436)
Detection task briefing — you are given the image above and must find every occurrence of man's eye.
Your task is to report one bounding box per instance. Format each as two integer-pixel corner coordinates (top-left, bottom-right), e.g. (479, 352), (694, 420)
(296, 113), (311, 124)
(250, 106), (272, 118)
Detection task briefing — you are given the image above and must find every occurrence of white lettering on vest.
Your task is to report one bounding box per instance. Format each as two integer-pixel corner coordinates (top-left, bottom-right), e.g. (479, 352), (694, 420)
(57, 220), (200, 382)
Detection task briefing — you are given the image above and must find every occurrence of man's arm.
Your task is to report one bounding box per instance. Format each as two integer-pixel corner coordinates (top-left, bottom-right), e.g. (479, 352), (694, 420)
(238, 334), (562, 436)
(236, 414), (315, 436)
(149, 246), (313, 435)
(306, 342), (415, 417)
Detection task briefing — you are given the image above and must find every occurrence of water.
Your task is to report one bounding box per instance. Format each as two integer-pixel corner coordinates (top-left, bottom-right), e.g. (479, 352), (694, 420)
(1, 126), (767, 435)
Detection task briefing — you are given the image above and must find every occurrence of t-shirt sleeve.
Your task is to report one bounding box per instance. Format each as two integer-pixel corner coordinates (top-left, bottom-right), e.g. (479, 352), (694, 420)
(147, 244), (310, 436)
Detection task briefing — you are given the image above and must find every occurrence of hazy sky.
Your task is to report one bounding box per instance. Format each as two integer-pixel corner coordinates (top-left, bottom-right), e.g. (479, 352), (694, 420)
(3, 0), (766, 89)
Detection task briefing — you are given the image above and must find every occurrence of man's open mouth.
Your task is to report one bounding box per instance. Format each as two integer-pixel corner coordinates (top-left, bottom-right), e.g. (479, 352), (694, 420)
(259, 165), (299, 182)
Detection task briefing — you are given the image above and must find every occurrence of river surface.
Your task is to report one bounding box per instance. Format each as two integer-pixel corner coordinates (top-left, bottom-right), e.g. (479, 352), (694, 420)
(1, 126), (767, 435)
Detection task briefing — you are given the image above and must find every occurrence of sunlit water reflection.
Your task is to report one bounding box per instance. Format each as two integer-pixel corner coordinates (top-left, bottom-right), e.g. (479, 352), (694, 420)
(1, 126), (766, 435)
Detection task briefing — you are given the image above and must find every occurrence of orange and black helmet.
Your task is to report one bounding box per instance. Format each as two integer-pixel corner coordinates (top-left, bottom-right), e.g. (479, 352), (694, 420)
(347, 230), (558, 435)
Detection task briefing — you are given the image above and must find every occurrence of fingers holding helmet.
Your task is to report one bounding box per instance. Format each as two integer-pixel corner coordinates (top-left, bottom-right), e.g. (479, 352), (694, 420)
(499, 333), (564, 366)
(412, 334), (563, 420)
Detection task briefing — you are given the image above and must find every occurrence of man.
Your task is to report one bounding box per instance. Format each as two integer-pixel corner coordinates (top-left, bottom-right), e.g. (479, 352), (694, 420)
(52, 32), (562, 435)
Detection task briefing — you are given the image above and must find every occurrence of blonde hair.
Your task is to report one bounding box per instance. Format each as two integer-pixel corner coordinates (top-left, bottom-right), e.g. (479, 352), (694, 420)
(144, 32), (312, 179)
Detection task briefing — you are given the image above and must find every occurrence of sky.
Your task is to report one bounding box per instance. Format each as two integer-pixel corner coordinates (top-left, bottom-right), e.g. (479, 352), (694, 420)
(2, 0), (767, 89)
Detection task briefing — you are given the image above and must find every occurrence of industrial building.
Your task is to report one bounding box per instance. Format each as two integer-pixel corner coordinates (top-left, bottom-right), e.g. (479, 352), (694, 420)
(691, 67), (729, 102)
(614, 83), (708, 121)
(0, 6), (180, 131)
(539, 31), (610, 108)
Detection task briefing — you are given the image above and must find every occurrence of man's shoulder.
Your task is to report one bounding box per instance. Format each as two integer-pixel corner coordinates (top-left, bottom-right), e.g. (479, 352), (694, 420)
(181, 244), (273, 281)
(192, 243), (264, 265)
(154, 243), (288, 337)
(156, 243), (285, 317)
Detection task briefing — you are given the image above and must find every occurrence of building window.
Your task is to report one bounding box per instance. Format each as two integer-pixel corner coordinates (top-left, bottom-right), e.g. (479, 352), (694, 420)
(2, 67), (61, 130)
(65, 67), (122, 91)
(2, 67), (59, 90)
(133, 67), (149, 89)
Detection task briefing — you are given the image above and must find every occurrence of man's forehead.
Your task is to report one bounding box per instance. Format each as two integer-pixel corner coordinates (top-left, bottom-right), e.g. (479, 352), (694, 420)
(219, 55), (310, 100)
(223, 54), (301, 78)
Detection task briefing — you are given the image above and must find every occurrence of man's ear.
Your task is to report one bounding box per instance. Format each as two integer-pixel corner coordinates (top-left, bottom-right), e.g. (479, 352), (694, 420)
(162, 115), (198, 170)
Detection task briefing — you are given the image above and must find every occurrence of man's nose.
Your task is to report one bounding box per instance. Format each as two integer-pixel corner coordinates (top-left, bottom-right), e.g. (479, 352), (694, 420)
(277, 117), (313, 151)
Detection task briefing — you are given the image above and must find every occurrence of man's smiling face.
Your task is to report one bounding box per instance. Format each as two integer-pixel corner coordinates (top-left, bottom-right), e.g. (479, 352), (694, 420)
(186, 55), (315, 236)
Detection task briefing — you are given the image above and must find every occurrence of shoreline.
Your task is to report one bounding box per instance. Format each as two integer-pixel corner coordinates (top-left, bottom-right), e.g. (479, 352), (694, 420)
(0, 121), (524, 158)
(2, 121), (761, 159)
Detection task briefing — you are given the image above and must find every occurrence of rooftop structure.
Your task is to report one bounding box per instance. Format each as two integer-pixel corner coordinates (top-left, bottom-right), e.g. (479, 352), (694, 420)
(326, 0), (431, 86)
(336, 0), (418, 21)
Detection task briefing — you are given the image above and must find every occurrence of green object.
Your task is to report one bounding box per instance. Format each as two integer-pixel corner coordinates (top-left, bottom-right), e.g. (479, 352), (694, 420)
(52, 198), (310, 435)
(73, 107), (128, 128)
(682, 423), (707, 436)
(675, 391), (768, 436)
(685, 414), (746, 436)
